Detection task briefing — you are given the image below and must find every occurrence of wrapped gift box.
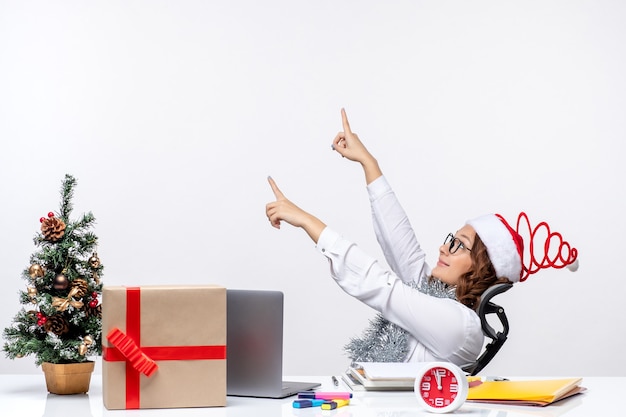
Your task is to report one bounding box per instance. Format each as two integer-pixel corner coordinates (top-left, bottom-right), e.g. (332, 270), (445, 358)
(102, 285), (226, 409)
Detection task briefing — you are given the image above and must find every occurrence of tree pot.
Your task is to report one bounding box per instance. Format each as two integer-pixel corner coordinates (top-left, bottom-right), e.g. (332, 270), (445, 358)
(41, 361), (95, 395)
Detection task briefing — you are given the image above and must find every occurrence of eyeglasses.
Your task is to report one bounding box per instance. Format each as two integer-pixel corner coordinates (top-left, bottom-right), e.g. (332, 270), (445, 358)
(444, 233), (472, 255)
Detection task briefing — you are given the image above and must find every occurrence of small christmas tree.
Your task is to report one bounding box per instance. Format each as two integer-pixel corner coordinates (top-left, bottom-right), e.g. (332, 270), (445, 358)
(3, 174), (103, 365)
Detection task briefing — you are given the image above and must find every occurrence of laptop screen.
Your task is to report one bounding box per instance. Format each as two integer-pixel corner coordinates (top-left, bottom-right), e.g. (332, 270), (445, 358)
(226, 289), (285, 397)
(226, 289), (320, 398)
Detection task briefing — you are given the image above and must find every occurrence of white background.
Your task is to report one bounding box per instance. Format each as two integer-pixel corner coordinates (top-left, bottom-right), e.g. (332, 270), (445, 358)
(1, 1), (624, 377)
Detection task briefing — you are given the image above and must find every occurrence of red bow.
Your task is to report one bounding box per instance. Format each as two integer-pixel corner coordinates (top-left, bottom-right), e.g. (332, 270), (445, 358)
(106, 327), (158, 377)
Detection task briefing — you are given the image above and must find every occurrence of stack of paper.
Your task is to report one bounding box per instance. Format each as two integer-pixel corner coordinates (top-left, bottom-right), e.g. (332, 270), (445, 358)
(467, 378), (586, 406)
(340, 362), (421, 391)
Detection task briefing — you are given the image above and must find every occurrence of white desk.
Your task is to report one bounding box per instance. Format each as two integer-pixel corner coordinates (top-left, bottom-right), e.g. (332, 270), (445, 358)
(0, 374), (621, 416)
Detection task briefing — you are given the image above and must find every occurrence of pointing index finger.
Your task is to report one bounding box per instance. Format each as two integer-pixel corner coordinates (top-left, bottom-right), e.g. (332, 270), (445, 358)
(341, 108), (352, 134)
(267, 176), (284, 199)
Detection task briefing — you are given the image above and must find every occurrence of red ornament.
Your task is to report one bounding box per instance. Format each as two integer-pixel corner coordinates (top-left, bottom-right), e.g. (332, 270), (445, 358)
(88, 299), (99, 308)
(37, 316), (48, 326)
(36, 312), (43, 318)
(39, 217), (45, 223)
(91, 292), (98, 299)
(47, 212), (54, 218)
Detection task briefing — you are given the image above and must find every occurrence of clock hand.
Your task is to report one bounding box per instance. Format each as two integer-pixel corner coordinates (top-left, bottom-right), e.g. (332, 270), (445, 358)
(434, 369), (442, 390)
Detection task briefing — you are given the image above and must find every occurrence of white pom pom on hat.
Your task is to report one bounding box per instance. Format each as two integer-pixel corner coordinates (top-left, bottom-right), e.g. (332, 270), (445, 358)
(466, 212), (579, 283)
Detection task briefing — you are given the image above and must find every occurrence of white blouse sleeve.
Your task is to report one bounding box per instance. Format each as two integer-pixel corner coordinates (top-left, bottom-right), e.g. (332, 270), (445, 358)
(367, 176), (430, 284)
(316, 227), (483, 365)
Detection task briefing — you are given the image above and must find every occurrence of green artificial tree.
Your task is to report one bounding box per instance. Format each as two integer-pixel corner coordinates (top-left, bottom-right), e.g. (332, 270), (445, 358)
(3, 174), (103, 365)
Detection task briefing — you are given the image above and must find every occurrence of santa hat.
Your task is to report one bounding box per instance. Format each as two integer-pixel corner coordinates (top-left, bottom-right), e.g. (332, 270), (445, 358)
(466, 212), (579, 282)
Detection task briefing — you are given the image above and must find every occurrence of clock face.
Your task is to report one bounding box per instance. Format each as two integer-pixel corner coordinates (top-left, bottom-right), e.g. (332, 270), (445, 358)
(417, 366), (463, 410)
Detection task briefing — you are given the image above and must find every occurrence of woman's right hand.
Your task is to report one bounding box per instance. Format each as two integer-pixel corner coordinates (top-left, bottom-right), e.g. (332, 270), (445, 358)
(265, 176), (326, 243)
(332, 108), (382, 184)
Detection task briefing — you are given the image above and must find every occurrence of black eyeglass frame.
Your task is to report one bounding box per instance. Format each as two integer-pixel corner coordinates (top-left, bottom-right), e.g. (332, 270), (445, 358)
(444, 233), (473, 255)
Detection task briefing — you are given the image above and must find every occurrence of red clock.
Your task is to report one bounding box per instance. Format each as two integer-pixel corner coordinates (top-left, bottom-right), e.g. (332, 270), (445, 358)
(414, 362), (468, 413)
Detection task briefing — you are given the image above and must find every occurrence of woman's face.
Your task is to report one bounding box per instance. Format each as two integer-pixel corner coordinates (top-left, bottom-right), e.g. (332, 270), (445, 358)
(431, 224), (476, 286)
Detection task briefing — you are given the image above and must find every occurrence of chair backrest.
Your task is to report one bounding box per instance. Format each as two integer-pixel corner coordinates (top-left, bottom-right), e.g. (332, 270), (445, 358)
(462, 283), (513, 376)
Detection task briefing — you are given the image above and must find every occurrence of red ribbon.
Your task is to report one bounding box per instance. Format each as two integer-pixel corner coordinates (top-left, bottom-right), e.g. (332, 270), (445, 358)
(103, 287), (226, 409)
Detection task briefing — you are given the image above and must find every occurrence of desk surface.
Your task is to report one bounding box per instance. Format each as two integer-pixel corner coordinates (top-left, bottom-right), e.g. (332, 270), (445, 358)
(0, 374), (620, 417)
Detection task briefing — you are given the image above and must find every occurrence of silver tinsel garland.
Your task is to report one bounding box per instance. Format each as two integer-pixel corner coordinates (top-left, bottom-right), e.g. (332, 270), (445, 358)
(343, 277), (456, 363)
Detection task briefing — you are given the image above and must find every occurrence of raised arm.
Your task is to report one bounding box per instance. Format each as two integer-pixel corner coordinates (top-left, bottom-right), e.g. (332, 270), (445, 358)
(333, 109), (427, 283)
(368, 177), (429, 283)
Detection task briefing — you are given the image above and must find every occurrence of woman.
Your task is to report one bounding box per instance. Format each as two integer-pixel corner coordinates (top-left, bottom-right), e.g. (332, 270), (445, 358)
(265, 109), (577, 368)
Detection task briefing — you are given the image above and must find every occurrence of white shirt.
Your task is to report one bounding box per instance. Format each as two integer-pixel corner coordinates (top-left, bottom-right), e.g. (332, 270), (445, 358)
(315, 176), (483, 368)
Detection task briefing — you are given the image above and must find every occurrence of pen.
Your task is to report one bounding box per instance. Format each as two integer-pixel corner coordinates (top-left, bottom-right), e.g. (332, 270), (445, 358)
(332, 376), (339, 386)
(292, 399), (325, 408)
(321, 399), (350, 410)
(298, 391), (353, 400)
(485, 376), (509, 381)
(467, 376), (509, 389)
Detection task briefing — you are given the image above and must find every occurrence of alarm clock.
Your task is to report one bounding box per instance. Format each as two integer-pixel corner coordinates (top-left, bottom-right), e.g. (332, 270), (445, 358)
(414, 361), (469, 413)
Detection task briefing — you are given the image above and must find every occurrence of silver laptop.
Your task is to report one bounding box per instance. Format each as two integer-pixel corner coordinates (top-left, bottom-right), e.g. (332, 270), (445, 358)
(226, 289), (321, 398)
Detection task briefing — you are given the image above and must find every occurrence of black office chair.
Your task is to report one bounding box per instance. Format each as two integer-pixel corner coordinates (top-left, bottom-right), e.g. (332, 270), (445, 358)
(462, 283), (513, 376)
